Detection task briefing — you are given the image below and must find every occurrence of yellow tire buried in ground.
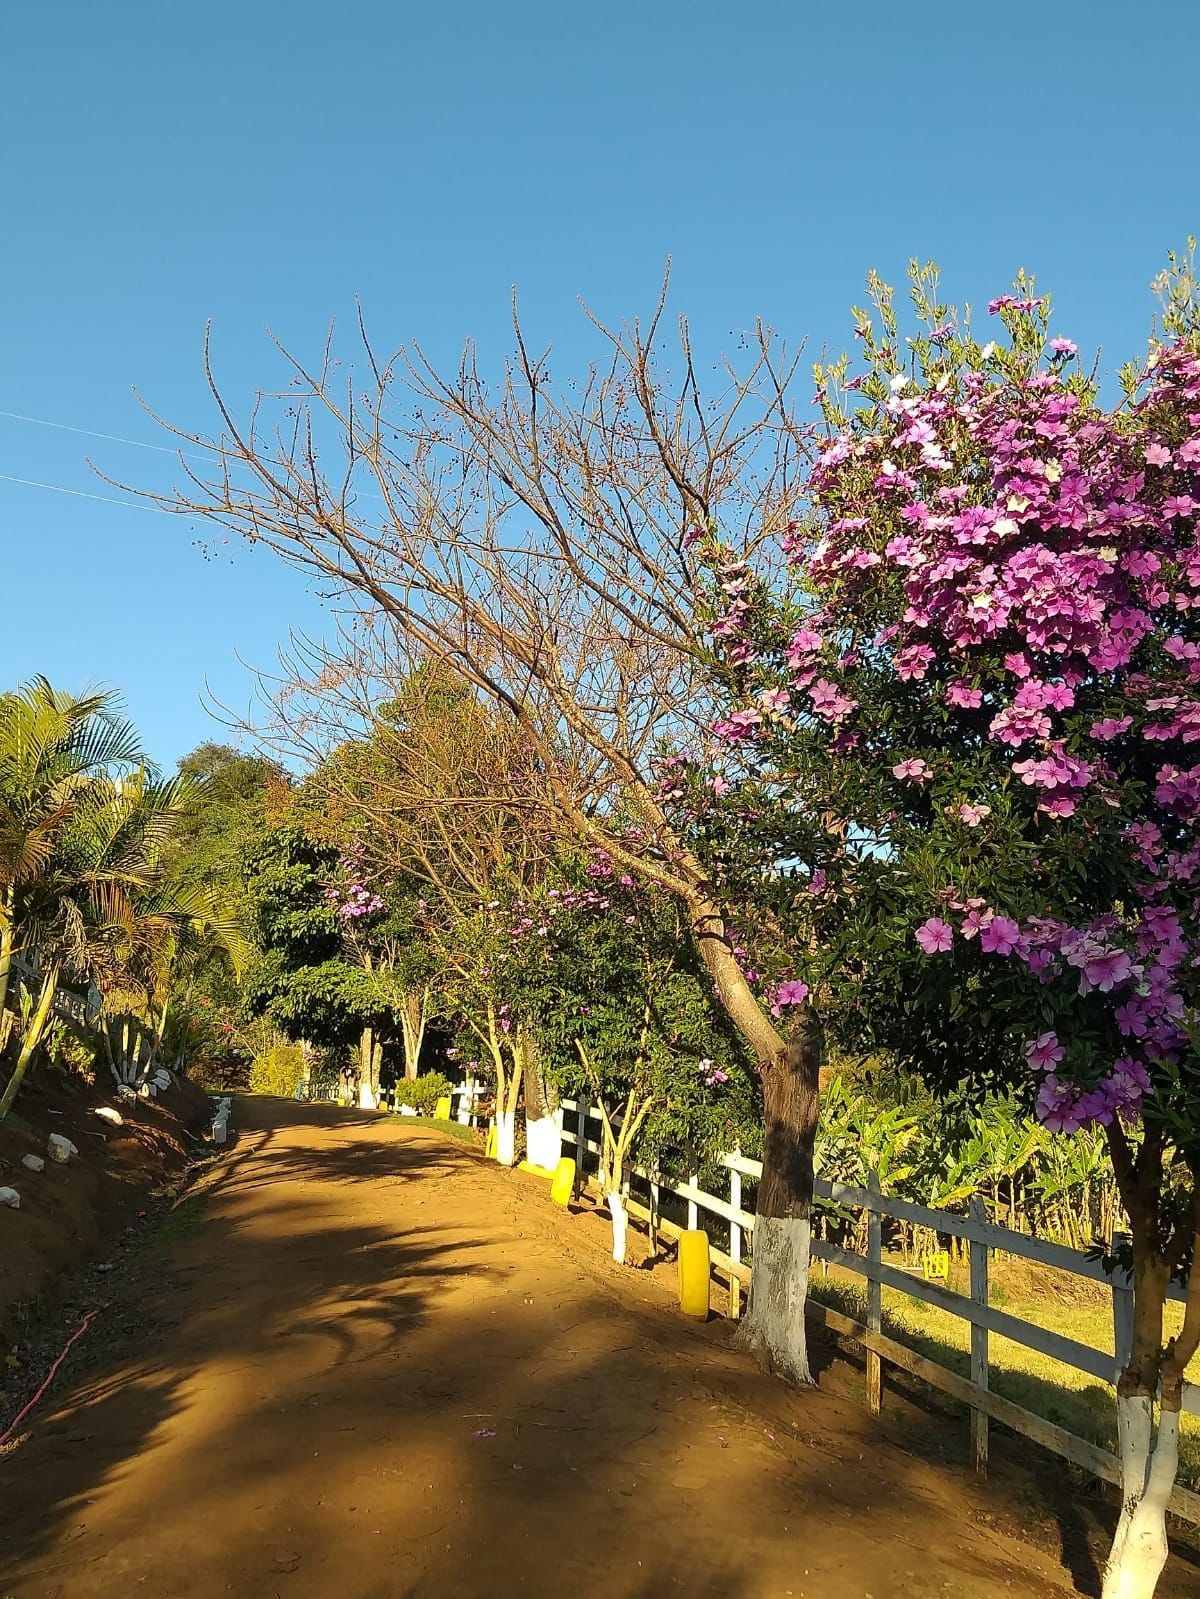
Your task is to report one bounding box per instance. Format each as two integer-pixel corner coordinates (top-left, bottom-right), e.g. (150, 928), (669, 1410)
(678, 1229), (711, 1320)
(550, 1157), (576, 1207)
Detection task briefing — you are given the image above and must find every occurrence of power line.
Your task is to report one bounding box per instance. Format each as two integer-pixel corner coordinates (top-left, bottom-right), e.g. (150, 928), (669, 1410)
(0, 472), (170, 513)
(0, 407), (200, 456)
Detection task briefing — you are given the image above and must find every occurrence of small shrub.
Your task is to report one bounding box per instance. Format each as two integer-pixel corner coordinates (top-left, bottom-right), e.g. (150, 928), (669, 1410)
(393, 1071), (452, 1116)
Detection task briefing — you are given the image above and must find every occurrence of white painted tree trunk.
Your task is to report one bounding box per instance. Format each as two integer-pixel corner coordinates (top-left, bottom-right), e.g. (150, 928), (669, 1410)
(358, 1081), (377, 1111)
(525, 1110), (563, 1171)
(494, 1109), (516, 1167)
(1102, 1395), (1177, 1599)
(737, 1215), (813, 1385)
(608, 1190), (628, 1264)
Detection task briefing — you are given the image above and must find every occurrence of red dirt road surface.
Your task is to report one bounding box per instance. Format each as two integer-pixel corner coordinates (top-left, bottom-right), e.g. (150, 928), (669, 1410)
(0, 1099), (1191, 1598)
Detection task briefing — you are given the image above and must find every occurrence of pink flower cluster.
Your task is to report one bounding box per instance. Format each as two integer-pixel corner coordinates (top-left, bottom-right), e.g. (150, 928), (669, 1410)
(328, 851), (386, 919)
(792, 326), (1200, 1136)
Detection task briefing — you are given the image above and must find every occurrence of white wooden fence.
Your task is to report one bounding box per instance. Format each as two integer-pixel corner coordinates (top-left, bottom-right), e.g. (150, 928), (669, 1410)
(8, 954), (101, 1028)
(549, 1093), (1200, 1526)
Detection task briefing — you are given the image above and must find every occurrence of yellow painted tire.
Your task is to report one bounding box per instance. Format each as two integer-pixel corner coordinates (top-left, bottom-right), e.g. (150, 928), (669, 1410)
(550, 1156), (576, 1207)
(678, 1229), (711, 1320)
(434, 1096), (452, 1121)
(484, 1124), (497, 1159)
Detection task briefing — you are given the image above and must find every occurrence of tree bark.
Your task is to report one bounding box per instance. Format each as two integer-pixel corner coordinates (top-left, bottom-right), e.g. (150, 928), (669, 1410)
(523, 1034), (562, 1171)
(0, 902), (14, 1020)
(735, 1007), (822, 1385)
(1099, 1130), (1197, 1599)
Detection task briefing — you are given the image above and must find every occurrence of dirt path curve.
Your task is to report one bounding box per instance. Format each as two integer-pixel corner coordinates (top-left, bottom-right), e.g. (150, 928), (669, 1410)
(0, 1099), (1120, 1598)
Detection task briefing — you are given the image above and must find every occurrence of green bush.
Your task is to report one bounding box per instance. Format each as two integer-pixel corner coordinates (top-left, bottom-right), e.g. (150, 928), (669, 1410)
(249, 1041), (306, 1098)
(393, 1071), (452, 1116)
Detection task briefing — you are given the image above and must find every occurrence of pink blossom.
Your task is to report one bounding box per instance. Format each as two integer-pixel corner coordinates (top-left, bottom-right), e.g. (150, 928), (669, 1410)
(915, 917), (954, 954)
(1025, 1031), (1065, 1071)
(1081, 948), (1133, 992)
(946, 680), (983, 709)
(979, 916), (1021, 956)
(896, 643), (936, 681)
(958, 802), (991, 827)
(892, 758), (931, 782)
(769, 979), (810, 1015)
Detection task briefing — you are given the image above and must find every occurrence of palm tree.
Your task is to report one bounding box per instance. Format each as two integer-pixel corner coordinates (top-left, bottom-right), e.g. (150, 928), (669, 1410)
(0, 677), (141, 1015)
(0, 766), (231, 1118)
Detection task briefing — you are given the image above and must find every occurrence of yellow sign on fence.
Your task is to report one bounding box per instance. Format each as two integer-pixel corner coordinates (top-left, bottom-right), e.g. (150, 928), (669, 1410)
(922, 1249), (950, 1282)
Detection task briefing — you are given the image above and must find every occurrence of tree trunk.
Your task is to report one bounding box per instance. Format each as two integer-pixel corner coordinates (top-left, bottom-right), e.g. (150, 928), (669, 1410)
(357, 1025), (378, 1109)
(0, 967), (59, 1121)
(608, 1173), (629, 1264)
(523, 1036), (562, 1171)
(401, 988), (426, 1080)
(0, 905), (14, 1021)
(1100, 1139), (1200, 1599)
(735, 1007), (823, 1386)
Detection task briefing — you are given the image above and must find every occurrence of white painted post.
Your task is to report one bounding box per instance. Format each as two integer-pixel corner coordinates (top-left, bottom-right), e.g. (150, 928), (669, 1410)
(687, 1171), (699, 1233)
(729, 1163), (743, 1320)
(649, 1173), (661, 1253)
(867, 1167), (882, 1416)
(969, 1195), (989, 1478)
(577, 1095), (588, 1171)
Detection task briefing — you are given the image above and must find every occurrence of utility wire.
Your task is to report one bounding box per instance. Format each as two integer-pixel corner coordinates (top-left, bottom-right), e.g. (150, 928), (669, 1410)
(0, 407), (212, 457)
(0, 472), (169, 512)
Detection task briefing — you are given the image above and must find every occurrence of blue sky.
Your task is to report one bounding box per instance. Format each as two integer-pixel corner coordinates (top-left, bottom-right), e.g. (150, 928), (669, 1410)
(2, 1), (1197, 770)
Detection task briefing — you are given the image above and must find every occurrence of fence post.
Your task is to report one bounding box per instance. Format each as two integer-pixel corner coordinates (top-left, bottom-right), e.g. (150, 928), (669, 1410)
(577, 1096), (588, 1190)
(649, 1172), (660, 1255)
(687, 1171), (699, 1233)
(1112, 1268), (1134, 1382)
(969, 1195), (989, 1478)
(729, 1162), (743, 1319)
(866, 1167), (882, 1416)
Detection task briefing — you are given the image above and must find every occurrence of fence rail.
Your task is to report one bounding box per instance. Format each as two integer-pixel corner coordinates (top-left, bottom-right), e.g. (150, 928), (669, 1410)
(550, 1092), (1200, 1524)
(8, 954), (100, 1027)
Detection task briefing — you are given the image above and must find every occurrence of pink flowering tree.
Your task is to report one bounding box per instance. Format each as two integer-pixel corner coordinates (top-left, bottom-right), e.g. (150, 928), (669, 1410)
(719, 254), (1200, 1599)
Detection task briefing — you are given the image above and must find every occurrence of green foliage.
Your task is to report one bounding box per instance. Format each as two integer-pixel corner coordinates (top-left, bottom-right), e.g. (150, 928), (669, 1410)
(394, 1070), (452, 1115)
(241, 824), (413, 1051)
(249, 1040), (306, 1097)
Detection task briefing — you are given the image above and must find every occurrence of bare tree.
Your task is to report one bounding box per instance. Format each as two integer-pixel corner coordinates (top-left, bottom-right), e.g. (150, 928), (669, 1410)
(136, 286), (823, 1381)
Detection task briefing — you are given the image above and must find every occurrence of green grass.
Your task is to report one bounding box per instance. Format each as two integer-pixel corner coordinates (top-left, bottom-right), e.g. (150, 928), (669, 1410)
(809, 1257), (1200, 1491)
(137, 1192), (209, 1251)
(385, 1114), (482, 1147)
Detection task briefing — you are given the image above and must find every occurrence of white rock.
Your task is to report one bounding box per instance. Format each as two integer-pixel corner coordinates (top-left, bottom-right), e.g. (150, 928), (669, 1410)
(47, 1133), (78, 1163)
(116, 1084), (137, 1100)
(0, 1186), (20, 1208)
(138, 1085), (151, 1098)
(95, 1106), (124, 1126)
(21, 1154), (45, 1173)
(152, 1070), (171, 1088)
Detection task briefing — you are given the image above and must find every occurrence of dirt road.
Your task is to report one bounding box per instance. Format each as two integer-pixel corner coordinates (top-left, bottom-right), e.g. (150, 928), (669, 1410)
(0, 1099), (1177, 1598)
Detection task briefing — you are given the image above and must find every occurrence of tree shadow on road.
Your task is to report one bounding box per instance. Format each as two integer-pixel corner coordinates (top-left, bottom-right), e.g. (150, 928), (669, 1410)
(2, 1105), (1193, 1598)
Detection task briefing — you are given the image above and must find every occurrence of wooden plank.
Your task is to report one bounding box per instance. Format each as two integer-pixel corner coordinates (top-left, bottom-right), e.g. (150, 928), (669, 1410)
(969, 1195), (989, 1478)
(806, 1299), (1200, 1527)
(816, 1177), (1187, 1303)
(813, 1240), (1118, 1384)
(720, 1150), (763, 1179)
